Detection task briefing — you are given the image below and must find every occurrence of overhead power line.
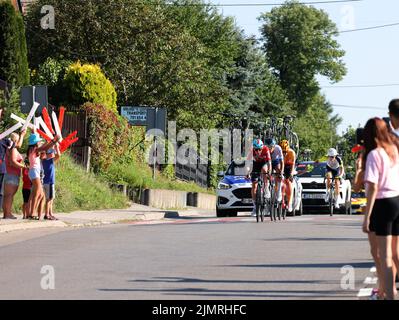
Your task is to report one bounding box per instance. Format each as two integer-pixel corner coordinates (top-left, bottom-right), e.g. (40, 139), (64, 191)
(331, 104), (386, 110)
(340, 22), (399, 33)
(179, 0), (363, 7)
(323, 83), (399, 89)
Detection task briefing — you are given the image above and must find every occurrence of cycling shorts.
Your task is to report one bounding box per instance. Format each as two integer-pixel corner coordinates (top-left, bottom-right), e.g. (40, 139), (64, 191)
(284, 166), (293, 179)
(326, 166), (339, 179)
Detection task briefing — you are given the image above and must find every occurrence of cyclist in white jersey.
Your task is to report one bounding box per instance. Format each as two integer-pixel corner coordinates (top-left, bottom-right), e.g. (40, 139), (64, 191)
(326, 148), (345, 209)
(265, 138), (284, 202)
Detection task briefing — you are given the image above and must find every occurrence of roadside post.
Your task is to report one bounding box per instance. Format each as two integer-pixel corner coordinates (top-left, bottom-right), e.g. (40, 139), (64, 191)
(120, 106), (167, 181)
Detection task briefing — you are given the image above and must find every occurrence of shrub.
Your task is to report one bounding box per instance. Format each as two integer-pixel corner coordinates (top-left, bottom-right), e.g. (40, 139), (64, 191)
(64, 62), (117, 111)
(82, 102), (145, 173)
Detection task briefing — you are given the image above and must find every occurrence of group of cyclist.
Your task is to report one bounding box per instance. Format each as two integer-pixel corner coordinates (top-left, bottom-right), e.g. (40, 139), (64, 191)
(247, 137), (346, 216)
(247, 138), (297, 216)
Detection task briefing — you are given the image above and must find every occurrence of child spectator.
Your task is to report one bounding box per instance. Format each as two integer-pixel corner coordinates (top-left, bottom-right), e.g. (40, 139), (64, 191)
(27, 133), (60, 220)
(21, 160), (31, 219)
(42, 144), (60, 220)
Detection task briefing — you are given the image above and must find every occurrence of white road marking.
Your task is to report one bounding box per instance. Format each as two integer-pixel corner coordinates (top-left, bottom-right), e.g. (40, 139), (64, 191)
(364, 277), (378, 285)
(357, 288), (373, 297)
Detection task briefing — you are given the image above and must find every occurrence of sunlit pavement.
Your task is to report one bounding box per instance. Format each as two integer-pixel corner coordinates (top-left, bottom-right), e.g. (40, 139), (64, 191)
(0, 213), (375, 300)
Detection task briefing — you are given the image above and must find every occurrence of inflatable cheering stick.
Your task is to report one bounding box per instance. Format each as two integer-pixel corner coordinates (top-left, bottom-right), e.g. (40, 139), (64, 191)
(59, 131), (79, 153)
(41, 107), (55, 135)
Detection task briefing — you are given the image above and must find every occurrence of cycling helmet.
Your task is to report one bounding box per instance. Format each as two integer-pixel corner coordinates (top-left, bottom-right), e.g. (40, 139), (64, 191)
(264, 138), (276, 149)
(280, 140), (289, 152)
(327, 148), (338, 157)
(253, 139), (264, 150)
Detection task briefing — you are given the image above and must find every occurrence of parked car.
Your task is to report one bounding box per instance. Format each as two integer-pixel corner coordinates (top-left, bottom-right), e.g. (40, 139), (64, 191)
(296, 161), (352, 214)
(351, 189), (366, 214)
(216, 159), (303, 217)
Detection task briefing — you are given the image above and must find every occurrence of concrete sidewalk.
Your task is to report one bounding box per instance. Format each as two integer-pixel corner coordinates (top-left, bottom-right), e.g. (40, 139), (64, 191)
(0, 203), (215, 234)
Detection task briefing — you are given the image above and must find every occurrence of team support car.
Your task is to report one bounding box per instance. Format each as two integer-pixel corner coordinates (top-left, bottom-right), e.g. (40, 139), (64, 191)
(216, 159), (303, 217)
(296, 161), (352, 214)
(351, 189), (366, 214)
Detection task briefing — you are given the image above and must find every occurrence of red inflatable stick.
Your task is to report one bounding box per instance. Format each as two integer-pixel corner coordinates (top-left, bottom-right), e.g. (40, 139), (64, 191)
(58, 107), (65, 132)
(59, 131), (78, 153)
(42, 107), (55, 135)
(36, 129), (52, 142)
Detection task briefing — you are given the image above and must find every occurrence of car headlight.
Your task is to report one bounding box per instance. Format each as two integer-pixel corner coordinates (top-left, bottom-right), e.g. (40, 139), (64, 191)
(218, 182), (231, 190)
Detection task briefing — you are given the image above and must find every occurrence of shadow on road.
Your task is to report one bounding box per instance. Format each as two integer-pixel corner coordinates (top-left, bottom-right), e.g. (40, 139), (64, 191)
(261, 237), (366, 242)
(97, 287), (354, 299)
(127, 276), (338, 285)
(220, 262), (373, 269)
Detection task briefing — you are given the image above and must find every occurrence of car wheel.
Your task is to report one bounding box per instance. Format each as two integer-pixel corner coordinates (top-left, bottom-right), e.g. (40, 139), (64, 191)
(295, 202), (303, 216)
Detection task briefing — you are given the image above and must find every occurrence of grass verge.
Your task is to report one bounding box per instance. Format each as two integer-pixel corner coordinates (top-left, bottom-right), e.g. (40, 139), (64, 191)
(11, 155), (130, 214)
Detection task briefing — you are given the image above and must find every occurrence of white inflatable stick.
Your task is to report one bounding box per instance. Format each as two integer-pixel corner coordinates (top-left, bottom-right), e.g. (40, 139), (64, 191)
(0, 122), (23, 140)
(36, 117), (54, 140)
(51, 111), (63, 141)
(21, 102), (40, 131)
(11, 113), (36, 130)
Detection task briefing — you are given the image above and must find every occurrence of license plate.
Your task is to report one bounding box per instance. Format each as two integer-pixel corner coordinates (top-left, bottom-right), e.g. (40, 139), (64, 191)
(242, 199), (253, 204)
(303, 193), (325, 199)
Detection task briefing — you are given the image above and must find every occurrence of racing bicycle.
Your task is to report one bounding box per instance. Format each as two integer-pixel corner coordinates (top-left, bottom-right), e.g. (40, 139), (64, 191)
(254, 172), (271, 223)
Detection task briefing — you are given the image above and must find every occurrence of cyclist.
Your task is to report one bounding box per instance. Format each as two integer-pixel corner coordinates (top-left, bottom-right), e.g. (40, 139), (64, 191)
(280, 140), (296, 213)
(326, 148), (345, 209)
(265, 138), (284, 202)
(246, 139), (272, 216)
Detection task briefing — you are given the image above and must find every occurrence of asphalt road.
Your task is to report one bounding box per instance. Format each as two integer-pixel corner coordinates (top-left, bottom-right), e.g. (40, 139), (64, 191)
(0, 214), (373, 300)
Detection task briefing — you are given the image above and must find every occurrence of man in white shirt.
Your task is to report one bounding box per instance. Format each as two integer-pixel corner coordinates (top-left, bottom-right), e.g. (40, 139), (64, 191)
(388, 99), (399, 137)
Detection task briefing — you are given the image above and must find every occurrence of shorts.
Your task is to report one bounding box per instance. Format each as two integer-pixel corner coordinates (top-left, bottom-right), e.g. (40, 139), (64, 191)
(22, 188), (31, 203)
(272, 159), (283, 172)
(326, 167), (339, 178)
(43, 184), (55, 201)
(29, 168), (41, 181)
(371, 196), (399, 236)
(251, 162), (269, 182)
(4, 174), (19, 186)
(284, 166), (293, 179)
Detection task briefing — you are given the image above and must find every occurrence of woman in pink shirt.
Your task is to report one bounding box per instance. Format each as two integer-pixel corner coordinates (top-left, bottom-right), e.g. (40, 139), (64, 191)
(363, 118), (399, 300)
(2, 131), (27, 219)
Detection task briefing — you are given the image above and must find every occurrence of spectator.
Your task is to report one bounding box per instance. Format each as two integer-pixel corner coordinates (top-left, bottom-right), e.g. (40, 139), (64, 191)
(2, 131), (27, 219)
(42, 144), (60, 220)
(354, 151), (387, 299)
(21, 159), (31, 219)
(362, 117), (399, 300)
(27, 133), (60, 220)
(0, 138), (13, 209)
(388, 99), (399, 136)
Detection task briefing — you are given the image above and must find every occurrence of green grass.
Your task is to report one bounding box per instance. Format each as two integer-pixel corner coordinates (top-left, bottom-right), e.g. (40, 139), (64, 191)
(102, 161), (215, 195)
(12, 155), (130, 214)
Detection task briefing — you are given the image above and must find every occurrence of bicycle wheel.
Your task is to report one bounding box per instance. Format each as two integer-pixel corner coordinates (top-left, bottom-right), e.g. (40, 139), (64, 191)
(329, 188), (334, 216)
(255, 181), (262, 222)
(277, 202), (282, 221)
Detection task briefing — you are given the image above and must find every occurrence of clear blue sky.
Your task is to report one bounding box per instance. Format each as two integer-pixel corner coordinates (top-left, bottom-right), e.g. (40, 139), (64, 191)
(212, 0), (399, 135)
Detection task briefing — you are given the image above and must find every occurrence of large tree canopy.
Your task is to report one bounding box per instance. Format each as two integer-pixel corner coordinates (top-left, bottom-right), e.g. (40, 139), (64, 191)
(259, 0), (346, 112)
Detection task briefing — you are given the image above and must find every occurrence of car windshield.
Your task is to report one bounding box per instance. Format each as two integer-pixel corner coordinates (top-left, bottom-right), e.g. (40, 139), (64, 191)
(352, 191), (366, 198)
(297, 162), (326, 178)
(226, 160), (248, 176)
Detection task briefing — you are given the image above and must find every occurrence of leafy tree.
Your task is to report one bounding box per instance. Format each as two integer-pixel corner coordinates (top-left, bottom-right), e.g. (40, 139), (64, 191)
(259, 0), (346, 112)
(336, 126), (357, 175)
(0, 0), (29, 86)
(293, 94), (341, 160)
